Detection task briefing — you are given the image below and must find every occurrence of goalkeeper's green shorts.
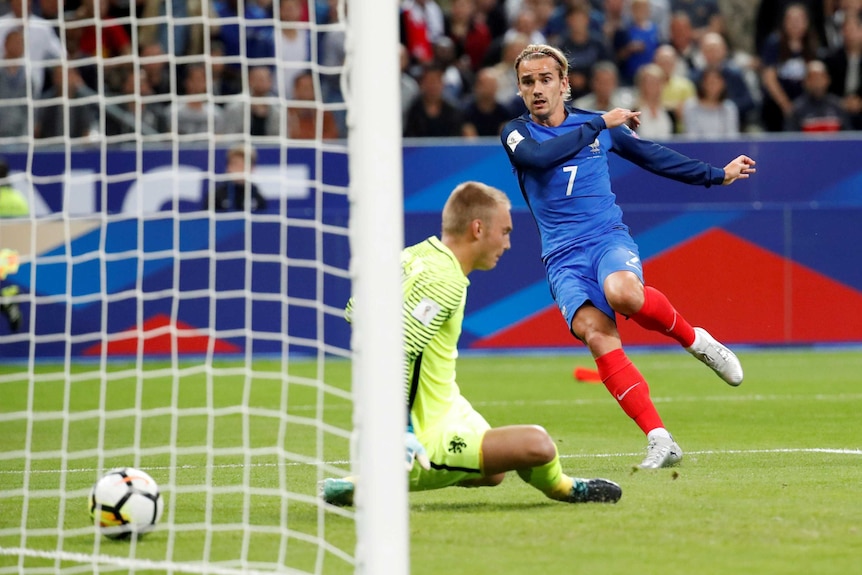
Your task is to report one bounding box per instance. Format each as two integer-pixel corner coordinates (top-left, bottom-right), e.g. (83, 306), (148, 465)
(409, 395), (490, 492)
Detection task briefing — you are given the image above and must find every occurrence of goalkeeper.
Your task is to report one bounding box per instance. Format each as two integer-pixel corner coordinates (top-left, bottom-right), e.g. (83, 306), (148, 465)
(0, 158), (27, 332)
(320, 181), (621, 506)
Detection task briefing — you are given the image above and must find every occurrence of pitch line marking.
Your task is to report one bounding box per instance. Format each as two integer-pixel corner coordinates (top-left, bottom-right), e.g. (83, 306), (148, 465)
(0, 448), (859, 477)
(0, 546), (315, 575)
(561, 447), (862, 459)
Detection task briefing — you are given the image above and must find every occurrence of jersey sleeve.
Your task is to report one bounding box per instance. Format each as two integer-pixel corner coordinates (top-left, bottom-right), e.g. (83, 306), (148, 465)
(401, 273), (464, 401)
(609, 124), (726, 187)
(501, 115), (607, 170)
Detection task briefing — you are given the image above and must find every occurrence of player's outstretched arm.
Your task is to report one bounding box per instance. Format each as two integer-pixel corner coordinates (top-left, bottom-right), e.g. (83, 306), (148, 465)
(601, 108), (641, 130)
(722, 155), (756, 185)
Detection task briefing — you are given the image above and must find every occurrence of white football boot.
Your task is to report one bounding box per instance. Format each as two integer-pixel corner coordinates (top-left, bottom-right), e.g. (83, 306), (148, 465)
(687, 327), (744, 386)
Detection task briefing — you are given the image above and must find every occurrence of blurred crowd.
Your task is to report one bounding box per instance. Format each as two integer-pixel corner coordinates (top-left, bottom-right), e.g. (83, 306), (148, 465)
(0, 0), (860, 145)
(400, 0), (862, 137)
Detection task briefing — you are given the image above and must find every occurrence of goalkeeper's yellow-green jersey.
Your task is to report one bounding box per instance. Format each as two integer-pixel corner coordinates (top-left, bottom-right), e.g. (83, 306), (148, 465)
(345, 236), (469, 436)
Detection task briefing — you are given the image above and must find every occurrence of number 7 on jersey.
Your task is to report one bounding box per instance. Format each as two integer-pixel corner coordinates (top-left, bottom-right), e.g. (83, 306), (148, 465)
(563, 165), (578, 196)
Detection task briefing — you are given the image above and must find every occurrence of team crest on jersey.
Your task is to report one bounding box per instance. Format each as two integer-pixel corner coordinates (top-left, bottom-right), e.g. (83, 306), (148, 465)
(590, 138), (601, 154)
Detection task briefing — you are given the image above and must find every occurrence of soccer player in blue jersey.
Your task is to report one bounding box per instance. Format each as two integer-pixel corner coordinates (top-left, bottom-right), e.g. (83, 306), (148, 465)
(320, 181), (621, 506)
(501, 44), (756, 469)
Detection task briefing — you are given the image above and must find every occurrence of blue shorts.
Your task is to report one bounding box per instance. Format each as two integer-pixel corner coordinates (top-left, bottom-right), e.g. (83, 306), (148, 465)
(545, 228), (644, 330)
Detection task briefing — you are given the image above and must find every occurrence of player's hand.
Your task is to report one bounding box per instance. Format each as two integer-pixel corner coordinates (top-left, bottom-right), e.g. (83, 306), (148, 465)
(405, 431), (430, 471)
(0, 249), (19, 281)
(601, 108), (641, 130)
(722, 155), (757, 185)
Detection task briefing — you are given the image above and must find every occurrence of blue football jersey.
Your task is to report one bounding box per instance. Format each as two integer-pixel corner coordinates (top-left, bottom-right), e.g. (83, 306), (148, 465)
(501, 106), (725, 261)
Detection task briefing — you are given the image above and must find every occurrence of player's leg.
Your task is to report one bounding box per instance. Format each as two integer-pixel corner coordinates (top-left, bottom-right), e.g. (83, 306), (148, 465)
(546, 251), (680, 468)
(598, 238), (743, 385)
(480, 425), (621, 503)
(570, 305), (682, 469)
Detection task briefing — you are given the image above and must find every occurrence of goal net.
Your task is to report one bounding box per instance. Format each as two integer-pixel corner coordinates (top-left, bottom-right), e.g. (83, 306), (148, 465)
(0, 1), (406, 574)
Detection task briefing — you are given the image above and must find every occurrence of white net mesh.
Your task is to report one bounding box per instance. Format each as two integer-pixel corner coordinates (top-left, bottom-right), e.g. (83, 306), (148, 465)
(0, 1), (362, 573)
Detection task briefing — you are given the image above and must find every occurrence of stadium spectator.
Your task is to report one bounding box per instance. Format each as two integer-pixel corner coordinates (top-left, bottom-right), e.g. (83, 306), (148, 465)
(276, 0), (311, 101)
(642, 0), (673, 43)
(286, 71), (339, 140)
(433, 35), (470, 104)
(785, 59), (852, 130)
(445, 0), (492, 72)
(404, 63), (466, 137)
(574, 60), (636, 110)
(211, 0), (275, 95)
(222, 66), (281, 138)
(683, 66), (740, 136)
(759, 2), (821, 132)
(654, 43), (696, 131)
(670, 0), (722, 40)
(667, 10), (699, 75)
(104, 66), (163, 137)
(614, 0), (661, 84)
(717, 0), (759, 54)
(204, 144), (267, 213)
(139, 39), (172, 96)
(823, 8), (862, 129)
(693, 32), (757, 128)
(34, 65), (99, 141)
(504, 6), (547, 47)
(599, 0), (627, 53)
(0, 0), (64, 98)
(319, 181), (623, 508)
(462, 67), (513, 137)
(824, 0), (862, 49)
(489, 32), (530, 108)
(500, 43), (754, 469)
(559, 0), (611, 101)
(0, 28), (29, 138)
(319, 0), (346, 108)
(164, 64), (224, 137)
(401, 0), (446, 65)
(634, 62), (675, 138)
(474, 0), (509, 40)
(400, 44), (420, 121)
(478, 5), (545, 70)
(756, 0), (828, 54)
(68, 0), (134, 93)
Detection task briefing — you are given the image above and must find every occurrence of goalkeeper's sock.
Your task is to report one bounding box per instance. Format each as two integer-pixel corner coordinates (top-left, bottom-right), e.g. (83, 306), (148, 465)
(596, 348), (663, 435)
(629, 286), (696, 347)
(516, 446), (573, 501)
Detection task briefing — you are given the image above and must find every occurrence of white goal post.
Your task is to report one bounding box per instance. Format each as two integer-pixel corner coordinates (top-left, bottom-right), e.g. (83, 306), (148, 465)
(0, 0), (407, 574)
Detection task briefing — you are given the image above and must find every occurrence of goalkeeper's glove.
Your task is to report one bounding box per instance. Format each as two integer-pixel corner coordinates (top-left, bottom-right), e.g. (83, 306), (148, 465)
(405, 431), (430, 471)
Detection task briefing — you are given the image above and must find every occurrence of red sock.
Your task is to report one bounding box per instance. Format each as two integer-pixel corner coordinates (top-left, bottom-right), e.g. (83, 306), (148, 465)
(630, 286), (695, 347)
(595, 349), (663, 435)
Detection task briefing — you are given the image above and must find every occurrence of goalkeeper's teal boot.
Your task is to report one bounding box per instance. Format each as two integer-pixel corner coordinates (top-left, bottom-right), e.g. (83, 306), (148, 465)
(319, 478), (355, 507)
(567, 478), (622, 504)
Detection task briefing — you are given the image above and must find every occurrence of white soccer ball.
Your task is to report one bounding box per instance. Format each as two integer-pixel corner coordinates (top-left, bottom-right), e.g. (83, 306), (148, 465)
(89, 467), (164, 539)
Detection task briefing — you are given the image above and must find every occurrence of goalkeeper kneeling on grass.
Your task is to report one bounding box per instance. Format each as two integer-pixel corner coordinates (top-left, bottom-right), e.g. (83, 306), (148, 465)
(320, 181), (621, 507)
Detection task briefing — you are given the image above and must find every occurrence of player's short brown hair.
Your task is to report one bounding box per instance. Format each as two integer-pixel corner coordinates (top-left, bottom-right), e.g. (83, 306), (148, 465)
(442, 182), (510, 237)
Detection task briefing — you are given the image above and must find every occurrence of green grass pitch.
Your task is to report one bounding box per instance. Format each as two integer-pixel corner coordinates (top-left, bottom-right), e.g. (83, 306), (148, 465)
(1, 349), (861, 574)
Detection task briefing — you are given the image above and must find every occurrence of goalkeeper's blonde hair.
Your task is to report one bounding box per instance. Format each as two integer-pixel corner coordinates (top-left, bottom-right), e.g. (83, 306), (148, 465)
(442, 182), (510, 237)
